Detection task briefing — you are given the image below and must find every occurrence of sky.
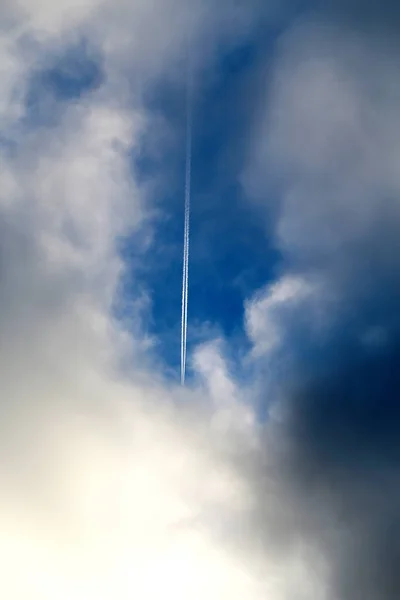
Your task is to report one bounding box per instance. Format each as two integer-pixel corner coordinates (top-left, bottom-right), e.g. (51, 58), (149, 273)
(1, 1), (400, 599)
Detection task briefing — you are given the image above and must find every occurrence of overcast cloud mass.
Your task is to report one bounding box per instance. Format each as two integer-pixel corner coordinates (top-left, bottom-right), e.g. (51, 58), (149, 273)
(1, 0), (400, 599)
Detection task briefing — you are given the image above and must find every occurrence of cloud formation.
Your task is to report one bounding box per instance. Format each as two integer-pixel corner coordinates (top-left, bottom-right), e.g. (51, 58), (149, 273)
(0, 1), (266, 598)
(0, 1), (301, 599)
(3, 0), (400, 599)
(242, 4), (400, 600)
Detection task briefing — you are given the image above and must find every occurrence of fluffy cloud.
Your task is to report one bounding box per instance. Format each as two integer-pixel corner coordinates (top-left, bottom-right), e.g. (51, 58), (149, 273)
(0, 1), (297, 599)
(242, 5), (400, 600)
(245, 275), (320, 356)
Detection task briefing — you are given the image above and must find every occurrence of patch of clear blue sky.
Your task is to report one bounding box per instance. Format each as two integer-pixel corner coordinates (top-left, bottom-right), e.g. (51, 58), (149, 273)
(123, 35), (284, 381)
(126, 3), (312, 382)
(19, 5), (310, 382)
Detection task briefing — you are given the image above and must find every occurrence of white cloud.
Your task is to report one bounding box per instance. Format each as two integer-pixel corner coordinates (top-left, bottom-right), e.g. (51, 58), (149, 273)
(245, 274), (331, 358)
(193, 340), (256, 437)
(246, 20), (400, 260)
(0, 82), (265, 600)
(240, 16), (400, 367)
(0, 1), (314, 599)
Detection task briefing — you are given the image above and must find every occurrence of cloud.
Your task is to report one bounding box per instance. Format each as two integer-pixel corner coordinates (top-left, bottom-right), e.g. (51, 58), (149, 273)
(245, 275), (318, 356)
(0, 1), (300, 599)
(6, 0), (400, 599)
(245, 9), (400, 344)
(240, 5), (400, 600)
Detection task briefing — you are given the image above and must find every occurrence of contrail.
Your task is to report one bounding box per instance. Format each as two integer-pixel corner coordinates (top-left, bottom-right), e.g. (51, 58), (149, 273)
(181, 52), (193, 386)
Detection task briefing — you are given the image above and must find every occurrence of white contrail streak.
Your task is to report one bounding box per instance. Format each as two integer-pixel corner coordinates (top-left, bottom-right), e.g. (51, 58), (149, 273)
(181, 53), (193, 386)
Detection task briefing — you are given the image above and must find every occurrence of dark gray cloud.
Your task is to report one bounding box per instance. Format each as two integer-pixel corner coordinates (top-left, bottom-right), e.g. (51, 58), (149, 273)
(240, 2), (400, 599)
(275, 332), (400, 600)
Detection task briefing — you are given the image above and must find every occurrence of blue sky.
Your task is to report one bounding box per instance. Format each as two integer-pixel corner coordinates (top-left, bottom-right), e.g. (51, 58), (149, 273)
(23, 29), (283, 382)
(127, 38), (282, 378)
(18, 5), (317, 385)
